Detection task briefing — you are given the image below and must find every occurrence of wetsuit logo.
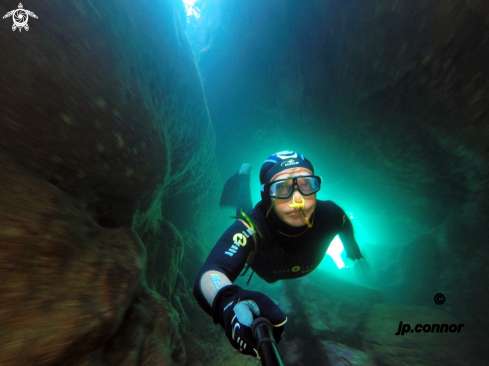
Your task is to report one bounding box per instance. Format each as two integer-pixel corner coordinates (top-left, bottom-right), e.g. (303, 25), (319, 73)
(273, 263), (319, 275)
(210, 274), (222, 290)
(224, 232), (249, 257)
(233, 233), (247, 246)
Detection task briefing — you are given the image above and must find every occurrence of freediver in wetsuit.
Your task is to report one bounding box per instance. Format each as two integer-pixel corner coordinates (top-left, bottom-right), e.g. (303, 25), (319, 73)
(193, 151), (364, 358)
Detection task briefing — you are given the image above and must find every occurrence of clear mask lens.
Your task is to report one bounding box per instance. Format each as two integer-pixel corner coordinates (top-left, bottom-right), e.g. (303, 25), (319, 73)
(269, 176), (320, 198)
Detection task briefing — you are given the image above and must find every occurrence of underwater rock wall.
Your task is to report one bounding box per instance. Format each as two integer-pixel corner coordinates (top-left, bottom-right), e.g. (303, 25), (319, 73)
(0, 0), (221, 365)
(0, 156), (184, 366)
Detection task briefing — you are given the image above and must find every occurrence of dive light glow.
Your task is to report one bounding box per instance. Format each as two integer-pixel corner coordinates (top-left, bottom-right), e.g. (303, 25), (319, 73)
(326, 235), (345, 269)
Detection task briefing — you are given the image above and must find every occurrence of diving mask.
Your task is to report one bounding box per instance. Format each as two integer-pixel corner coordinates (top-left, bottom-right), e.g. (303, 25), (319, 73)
(260, 176), (322, 199)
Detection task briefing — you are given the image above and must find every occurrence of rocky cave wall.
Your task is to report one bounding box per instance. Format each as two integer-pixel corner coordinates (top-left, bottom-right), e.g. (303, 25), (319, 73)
(0, 0), (226, 365)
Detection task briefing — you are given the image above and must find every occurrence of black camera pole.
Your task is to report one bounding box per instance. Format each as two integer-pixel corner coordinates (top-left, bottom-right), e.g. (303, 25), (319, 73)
(252, 317), (284, 366)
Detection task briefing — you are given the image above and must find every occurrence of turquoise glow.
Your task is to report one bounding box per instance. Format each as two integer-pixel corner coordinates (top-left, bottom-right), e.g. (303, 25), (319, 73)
(326, 235), (346, 269)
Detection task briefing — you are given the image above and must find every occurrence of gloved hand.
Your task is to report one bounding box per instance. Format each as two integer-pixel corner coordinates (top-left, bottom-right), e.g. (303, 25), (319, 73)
(212, 285), (287, 358)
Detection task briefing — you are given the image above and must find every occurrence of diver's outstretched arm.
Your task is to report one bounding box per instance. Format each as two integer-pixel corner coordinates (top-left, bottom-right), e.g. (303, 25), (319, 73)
(198, 270), (233, 308)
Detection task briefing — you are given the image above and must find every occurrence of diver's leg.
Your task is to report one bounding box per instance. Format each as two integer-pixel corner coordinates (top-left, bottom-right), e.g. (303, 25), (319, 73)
(237, 163), (252, 216)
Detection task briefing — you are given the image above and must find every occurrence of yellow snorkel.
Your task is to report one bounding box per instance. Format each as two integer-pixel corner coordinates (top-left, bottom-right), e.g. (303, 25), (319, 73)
(288, 194), (313, 228)
(288, 195), (305, 209)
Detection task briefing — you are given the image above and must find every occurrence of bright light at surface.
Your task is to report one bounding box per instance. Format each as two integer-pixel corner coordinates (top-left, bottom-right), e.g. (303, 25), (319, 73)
(183, 0), (200, 18)
(182, 0), (197, 7)
(326, 235), (345, 269)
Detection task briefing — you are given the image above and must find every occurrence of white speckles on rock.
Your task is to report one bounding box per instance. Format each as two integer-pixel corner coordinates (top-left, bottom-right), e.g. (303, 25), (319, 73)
(113, 132), (124, 148)
(93, 97), (106, 108)
(50, 155), (63, 164)
(96, 143), (105, 153)
(60, 114), (73, 125)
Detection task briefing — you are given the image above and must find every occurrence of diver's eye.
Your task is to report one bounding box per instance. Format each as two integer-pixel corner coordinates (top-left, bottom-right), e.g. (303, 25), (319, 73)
(298, 178), (312, 193)
(278, 180), (293, 194)
(270, 179), (294, 197)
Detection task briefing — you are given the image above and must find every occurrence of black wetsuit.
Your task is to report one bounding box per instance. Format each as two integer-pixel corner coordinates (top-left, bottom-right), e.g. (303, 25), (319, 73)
(194, 179), (363, 315)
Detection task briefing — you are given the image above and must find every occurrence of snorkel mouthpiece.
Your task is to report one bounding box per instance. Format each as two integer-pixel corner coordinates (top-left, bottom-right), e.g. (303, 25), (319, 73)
(289, 195), (305, 209)
(289, 194), (313, 228)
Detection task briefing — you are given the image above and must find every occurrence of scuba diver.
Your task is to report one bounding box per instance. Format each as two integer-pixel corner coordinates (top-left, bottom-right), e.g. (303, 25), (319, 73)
(193, 151), (365, 358)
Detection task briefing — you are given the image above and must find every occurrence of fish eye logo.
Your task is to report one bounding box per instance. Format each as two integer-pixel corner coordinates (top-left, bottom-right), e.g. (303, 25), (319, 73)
(3, 3), (38, 32)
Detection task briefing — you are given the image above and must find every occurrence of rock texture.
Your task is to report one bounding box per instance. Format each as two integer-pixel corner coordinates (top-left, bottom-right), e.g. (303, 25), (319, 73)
(359, 220), (489, 360)
(277, 270), (381, 365)
(0, 158), (182, 365)
(0, 0), (221, 365)
(319, 341), (375, 366)
(362, 304), (482, 366)
(0, 0), (217, 230)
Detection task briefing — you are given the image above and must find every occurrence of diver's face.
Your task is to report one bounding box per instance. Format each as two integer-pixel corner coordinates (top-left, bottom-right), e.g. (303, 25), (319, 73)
(271, 168), (317, 227)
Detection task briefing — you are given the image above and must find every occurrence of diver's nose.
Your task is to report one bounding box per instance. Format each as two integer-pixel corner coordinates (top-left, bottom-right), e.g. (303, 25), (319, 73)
(293, 188), (302, 202)
(289, 186), (306, 209)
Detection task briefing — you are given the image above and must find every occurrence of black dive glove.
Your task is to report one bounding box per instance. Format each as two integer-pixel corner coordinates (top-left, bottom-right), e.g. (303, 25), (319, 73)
(212, 285), (287, 358)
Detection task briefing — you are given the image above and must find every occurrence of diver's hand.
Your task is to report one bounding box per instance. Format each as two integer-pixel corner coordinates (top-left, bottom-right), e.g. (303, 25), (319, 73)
(212, 285), (287, 357)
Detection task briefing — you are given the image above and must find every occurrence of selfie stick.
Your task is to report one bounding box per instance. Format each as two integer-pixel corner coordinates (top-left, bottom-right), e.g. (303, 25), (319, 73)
(252, 317), (284, 366)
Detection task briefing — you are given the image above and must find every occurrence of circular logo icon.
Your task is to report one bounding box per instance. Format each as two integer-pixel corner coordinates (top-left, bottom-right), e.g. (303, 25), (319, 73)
(13, 9), (28, 28)
(434, 293), (445, 305)
(292, 266), (301, 272)
(233, 233), (247, 246)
